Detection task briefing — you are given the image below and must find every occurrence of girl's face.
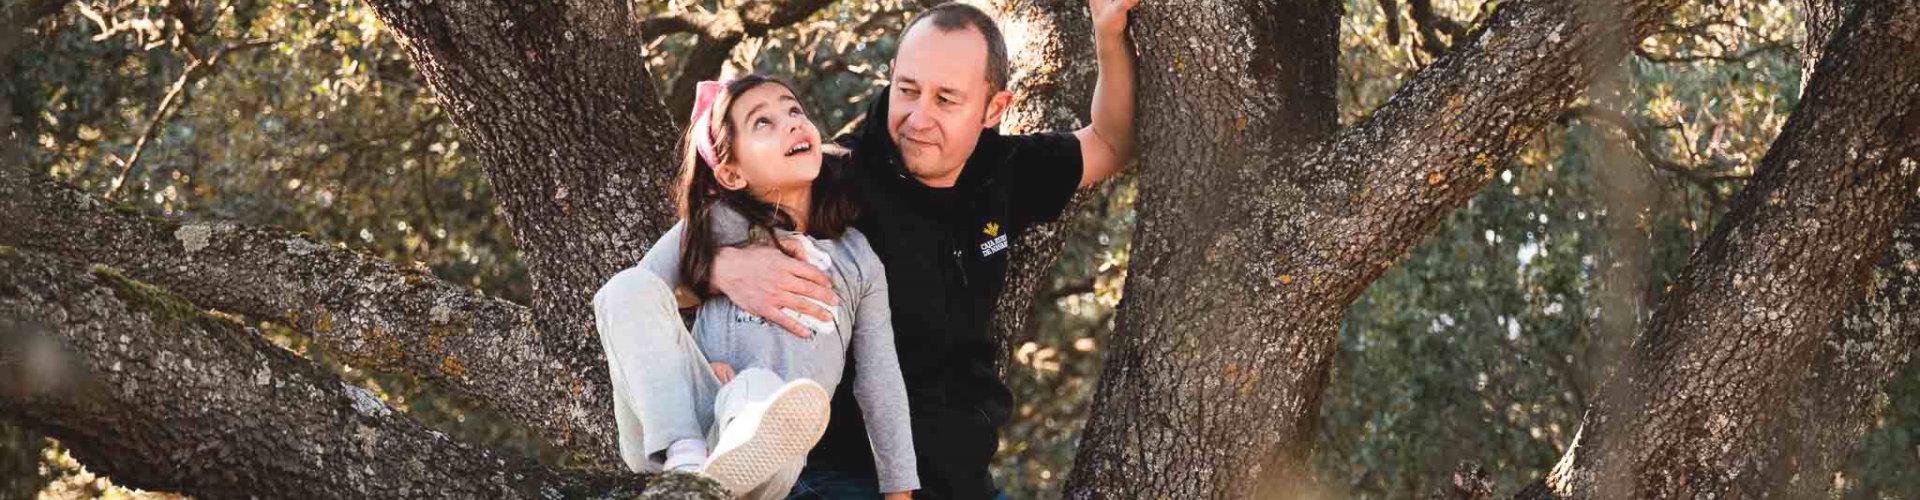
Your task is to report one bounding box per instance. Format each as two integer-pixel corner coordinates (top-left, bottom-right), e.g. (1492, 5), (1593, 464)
(713, 83), (822, 197)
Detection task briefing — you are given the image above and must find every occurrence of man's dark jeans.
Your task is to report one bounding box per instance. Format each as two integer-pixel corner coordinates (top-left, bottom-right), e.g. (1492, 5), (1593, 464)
(786, 468), (880, 499)
(784, 468), (1010, 499)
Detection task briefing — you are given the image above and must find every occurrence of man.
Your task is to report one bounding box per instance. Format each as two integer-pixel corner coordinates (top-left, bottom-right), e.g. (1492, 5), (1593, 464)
(710, 2), (1139, 497)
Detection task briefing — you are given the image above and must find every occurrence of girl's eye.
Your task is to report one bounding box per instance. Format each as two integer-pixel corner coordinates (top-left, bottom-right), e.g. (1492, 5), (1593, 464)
(753, 117), (772, 129)
(789, 106), (805, 116)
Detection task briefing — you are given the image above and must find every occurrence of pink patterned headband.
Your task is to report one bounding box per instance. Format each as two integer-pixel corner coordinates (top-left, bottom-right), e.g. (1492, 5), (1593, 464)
(689, 79), (730, 166)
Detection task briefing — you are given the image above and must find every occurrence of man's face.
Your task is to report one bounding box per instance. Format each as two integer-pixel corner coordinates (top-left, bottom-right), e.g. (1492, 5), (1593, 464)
(887, 23), (1011, 188)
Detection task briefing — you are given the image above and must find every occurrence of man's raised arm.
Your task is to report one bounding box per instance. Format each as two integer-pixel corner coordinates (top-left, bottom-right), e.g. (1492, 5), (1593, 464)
(1075, 0), (1141, 188)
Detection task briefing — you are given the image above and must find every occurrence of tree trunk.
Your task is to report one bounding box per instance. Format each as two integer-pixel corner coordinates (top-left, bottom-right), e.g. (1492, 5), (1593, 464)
(1067, 0), (1342, 495)
(0, 166), (600, 464)
(359, 0), (686, 464)
(0, 247), (719, 499)
(1773, 1), (1920, 496)
(1542, 2), (1920, 496)
(1067, 0), (1683, 496)
(986, 0), (1104, 363)
(1777, 205), (1920, 496)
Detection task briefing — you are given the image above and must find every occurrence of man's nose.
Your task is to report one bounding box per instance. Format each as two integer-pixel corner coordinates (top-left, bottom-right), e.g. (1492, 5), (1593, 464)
(904, 107), (935, 132)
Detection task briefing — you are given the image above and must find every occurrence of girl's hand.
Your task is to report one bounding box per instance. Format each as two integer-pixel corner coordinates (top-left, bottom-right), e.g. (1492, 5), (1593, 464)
(882, 492), (912, 500)
(1090, 0), (1141, 39)
(709, 362), (736, 383)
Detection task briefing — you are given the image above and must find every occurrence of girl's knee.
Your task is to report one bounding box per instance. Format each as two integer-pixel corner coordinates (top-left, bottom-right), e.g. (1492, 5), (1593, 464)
(595, 268), (676, 312)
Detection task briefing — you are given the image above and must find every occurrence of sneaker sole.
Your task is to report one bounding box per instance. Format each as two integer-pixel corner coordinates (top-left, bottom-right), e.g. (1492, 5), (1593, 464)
(702, 380), (831, 497)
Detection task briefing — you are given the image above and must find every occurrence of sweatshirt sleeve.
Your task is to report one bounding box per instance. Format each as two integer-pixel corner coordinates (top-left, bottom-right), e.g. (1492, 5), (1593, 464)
(844, 232), (920, 493)
(638, 220), (686, 288)
(637, 204), (758, 292)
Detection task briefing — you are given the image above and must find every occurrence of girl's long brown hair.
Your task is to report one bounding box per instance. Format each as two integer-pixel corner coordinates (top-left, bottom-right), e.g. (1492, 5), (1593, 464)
(677, 75), (861, 300)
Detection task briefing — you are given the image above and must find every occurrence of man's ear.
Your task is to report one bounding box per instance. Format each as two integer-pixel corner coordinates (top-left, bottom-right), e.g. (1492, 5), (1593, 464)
(981, 89), (1015, 128)
(713, 163), (749, 191)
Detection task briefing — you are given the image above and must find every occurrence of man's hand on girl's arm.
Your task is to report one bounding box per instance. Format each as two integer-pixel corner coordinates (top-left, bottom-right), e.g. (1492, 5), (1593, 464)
(710, 238), (841, 338)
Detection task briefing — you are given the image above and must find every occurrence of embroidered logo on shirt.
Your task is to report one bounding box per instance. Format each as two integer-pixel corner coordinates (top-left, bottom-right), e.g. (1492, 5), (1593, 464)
(980, 233), (1009, 257)
(983, 222), (1000, 237)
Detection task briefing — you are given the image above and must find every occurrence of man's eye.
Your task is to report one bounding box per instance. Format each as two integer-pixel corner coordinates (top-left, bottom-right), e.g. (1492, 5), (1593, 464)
(900, 87), (919, 97)
(937, 95), (955, 105)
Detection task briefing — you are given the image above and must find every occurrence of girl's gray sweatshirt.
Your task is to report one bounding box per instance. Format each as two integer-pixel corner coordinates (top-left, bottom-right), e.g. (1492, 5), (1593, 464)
(638, 205), (919, 493)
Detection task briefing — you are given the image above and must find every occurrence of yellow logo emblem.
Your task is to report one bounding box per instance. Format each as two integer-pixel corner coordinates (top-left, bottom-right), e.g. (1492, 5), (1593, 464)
(983, 222), (1000, 237)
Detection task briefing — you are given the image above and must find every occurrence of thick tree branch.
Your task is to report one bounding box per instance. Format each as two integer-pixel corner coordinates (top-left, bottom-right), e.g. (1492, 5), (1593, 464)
(1407, 0), (1465, 57)
(1311, 0), (1684, 296)
(987, 0), (1103, 370)
(650, 0), (838, 117)
(738, 0), (835, 36)
(1378, 0), (1403, 46)
(1068, 0), (1671, 495)
(1065, 0), (1344, 495)
(642, 11), (718, 40)
(1777, 203), (1920, 496)
(0, 167), (604, 468)
(665, 34), (744, 121)
(0, 248), (717, 498)
(359, 0), (686, 463)
(1543, 2), (1920, 496)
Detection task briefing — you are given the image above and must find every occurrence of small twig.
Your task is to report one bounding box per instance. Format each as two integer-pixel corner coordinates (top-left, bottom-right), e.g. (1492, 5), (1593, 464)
(103, 38), (273, 200)
(104, 57), (200, 201)
(1635, 41), (1791, 64)
(1561, 106), (1750, 211)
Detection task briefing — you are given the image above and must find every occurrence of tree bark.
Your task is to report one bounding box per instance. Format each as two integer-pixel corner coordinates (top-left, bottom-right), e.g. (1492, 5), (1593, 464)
(359, 0), (686, 464)
(1772, 1), (1920, 496)
(1798, 0), (1849, 87)
(986, 0), (1103, 364)
(1776, 205), (1920, 497)
(1067, 0), (1682, 496)
(1541, 2), (1920, 496)
(0, 166), (602, 464)
(0, 247), (720, 499)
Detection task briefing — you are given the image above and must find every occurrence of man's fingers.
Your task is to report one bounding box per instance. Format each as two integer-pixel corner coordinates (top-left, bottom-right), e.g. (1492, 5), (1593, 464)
(766, 310), (813, 338)
(780, 273), (839, 307)
(781, 260), (839, 305)
(776, 236), (808, 259)
(779, 294), (833, 323)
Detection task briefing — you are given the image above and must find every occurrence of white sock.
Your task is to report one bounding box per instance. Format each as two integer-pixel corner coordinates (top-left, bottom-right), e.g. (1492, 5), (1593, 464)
(664, 438), (708, 472)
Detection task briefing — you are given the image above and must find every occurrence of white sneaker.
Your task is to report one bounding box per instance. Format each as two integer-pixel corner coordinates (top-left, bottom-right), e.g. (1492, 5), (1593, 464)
(701, 379), (831, 496)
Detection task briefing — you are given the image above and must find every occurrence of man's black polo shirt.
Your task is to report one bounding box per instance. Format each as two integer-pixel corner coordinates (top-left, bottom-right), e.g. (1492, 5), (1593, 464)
(806, 91), (1082, 499)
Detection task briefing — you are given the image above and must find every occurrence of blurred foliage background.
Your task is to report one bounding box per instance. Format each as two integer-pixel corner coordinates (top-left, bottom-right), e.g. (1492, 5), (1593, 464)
(0, 0), (1914, 498)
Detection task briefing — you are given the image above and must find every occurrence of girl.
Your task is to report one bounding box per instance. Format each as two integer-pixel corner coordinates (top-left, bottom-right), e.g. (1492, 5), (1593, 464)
(592, 75), (917, 500)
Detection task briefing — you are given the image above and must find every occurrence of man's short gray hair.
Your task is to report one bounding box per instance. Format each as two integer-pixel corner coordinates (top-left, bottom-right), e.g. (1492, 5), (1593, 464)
(902, 2), (1010, 92)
